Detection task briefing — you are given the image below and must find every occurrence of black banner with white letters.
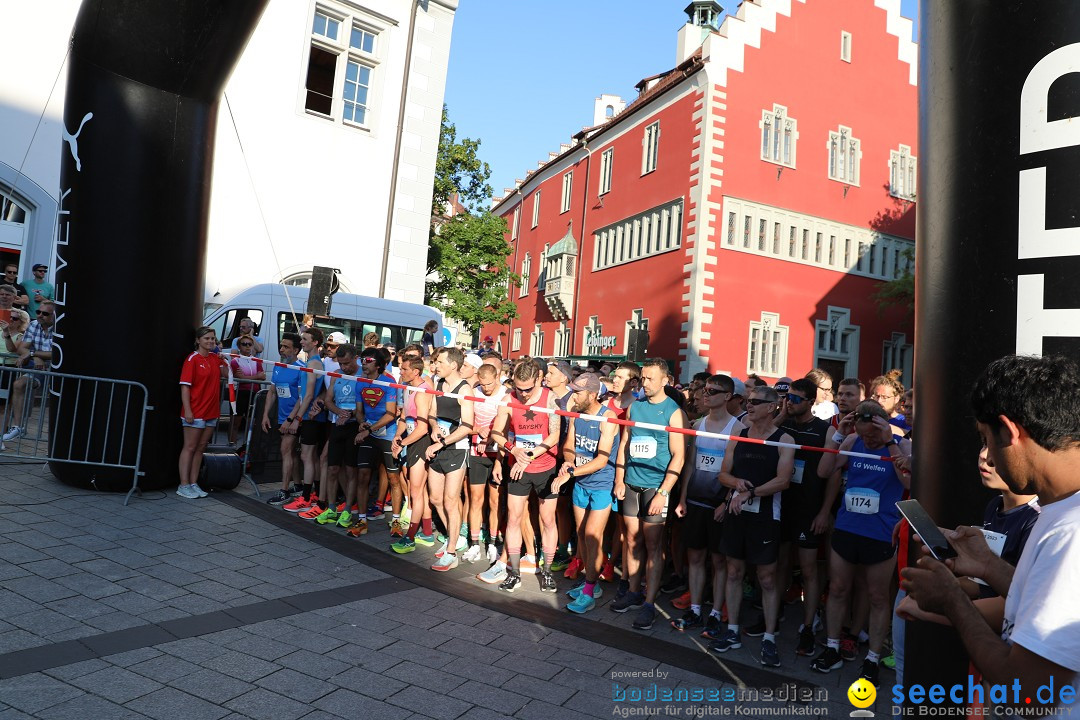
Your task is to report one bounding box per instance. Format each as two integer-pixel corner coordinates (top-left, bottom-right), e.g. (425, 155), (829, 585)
(50, 0), (267, 490)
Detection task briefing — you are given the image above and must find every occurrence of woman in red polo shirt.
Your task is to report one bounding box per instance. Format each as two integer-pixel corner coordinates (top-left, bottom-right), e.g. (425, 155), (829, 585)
(178, 326), (228, 499)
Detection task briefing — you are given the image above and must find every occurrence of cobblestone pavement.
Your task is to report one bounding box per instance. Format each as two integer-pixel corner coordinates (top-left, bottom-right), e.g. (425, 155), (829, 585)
(0, 461), (895, 719)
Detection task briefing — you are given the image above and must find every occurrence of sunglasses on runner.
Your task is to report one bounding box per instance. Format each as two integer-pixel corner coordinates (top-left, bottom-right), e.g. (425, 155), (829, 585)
(514, 384), (535, 396)
(785, 394), (806, 404)
(703, 387), (729, 396)
(855, 412), (878, 422)
(746, 398), (773, 406)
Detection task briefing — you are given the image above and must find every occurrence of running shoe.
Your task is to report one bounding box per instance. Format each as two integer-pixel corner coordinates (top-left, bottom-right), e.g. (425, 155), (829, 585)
(368, 507), (384, 520)
(189, 484), (208, 498)
(743, 618), (767, 638)
(566, 594), (596, 614)
(760, 639), (781, 668)
(548, 549), (571, 573)
(632, 604), (656, 630)
(702, 614), (724, 639)
(539, 572), (557, 593)
(266, 490), (290, 506)
(610, 591), (644, 613)
(335, 502), (359, 513)
(389, 520), (404, 538)
(860, 659), (880, 687)
(336, 511), (354, 529)
(347, 519), (368, 537)
(519, 555), (538, 575)
(478, 561), (508, 584)
(431, 553), (458, 572)
(391, 536), (416, 554)
(2, 426), (24, 442)
(176, 485), (197, 499)
(795, 628), (816, 656)
(709, 629), (742, 654)
(563, 556), (584, 580)
(486, 543), (499, 565)
(810, 647), (843, 673)
(299, 503), (326, 520)
(671, 590), (691, 610)
(498, 572), (521, 592)
(316, 508), (341, 525)
(840, 632), (858, 662)
(462, 544), (484, 564)
(660, 574), (687, 595)
(881, 654), (896, 670)
(599, 558), (617, 582)
(383, 494), (392, 512)
(435, 541), (449, 559)
(283, 495), (317, 513)
(566, 582), (604, 600)
(671, 610), (703, 632)
(414, 531), (435, 547)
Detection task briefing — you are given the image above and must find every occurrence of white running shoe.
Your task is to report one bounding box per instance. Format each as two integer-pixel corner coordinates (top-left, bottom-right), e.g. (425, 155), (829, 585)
(462, 544), (483, 564)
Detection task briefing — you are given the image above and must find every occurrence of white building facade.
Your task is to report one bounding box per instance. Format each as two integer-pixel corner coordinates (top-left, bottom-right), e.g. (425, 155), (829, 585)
(0, 0), (456, 306)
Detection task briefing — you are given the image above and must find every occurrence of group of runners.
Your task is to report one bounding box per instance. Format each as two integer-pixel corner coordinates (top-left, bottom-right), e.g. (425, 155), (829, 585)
(180, 323), (925, 687)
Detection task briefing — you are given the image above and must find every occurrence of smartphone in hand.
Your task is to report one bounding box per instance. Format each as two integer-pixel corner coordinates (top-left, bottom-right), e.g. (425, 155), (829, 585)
(896, 499), (958, 561)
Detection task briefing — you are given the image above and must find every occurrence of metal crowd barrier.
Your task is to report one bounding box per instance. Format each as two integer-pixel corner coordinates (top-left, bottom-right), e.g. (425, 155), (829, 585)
(0, 364), (150, 505)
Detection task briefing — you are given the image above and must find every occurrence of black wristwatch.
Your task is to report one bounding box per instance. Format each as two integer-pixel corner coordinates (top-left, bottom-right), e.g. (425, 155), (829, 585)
(748, 486), (757, 499)
(567, 466), (575, 476)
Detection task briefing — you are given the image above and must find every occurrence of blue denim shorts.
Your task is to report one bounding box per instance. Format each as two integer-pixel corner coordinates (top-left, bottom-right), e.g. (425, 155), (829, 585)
(181, 417), (219, 429)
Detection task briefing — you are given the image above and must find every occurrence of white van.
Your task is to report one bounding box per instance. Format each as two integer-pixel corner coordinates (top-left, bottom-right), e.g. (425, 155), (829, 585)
(202, 283), (444, 363)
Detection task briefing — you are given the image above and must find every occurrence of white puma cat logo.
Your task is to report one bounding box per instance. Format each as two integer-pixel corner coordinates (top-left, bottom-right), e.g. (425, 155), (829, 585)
(62, 112), (93, 172)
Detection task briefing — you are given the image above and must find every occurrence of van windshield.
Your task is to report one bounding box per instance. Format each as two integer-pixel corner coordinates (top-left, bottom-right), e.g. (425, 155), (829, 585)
(278, 313), (424, 350)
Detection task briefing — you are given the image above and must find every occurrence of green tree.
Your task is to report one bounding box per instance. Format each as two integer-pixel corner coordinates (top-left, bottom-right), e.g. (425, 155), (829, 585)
(873, 244), (914, 316)
(425, 106), (518, 328)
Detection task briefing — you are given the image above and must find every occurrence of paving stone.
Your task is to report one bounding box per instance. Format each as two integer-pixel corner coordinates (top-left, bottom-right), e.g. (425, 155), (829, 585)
(34, 693), (149, 720)
(431, 619), (502, 645)
(449, 680), (529, 715)
(437, 636), (508, 665)
(2, 530), (68, 549)
(100, 591), (165, 615)
(118, 576), (189, 602)
(377, 605), (444, 628)
(314, 688), (412, 720)
(43, 624), (101, 642)
(0, 564), (31, 583)
(156, 637), (230, 664)
(501, 674), (576, 705)
(105, 647), (163, 668)
(545, 648), (615, 675)
(328, 665), (408, 699)
(457, 708), (515, 720)
(224, 633), (296, 662)
(7, 608), (81, 635)
(83, 610), (147, 632)
(187, 579), (250, 603)
(222, 687), (312, 720)
(275, 649), (351, 679)
(3, 575), (78, 603)
(547, 667), (613, 698)
(495, 653), (562, 681)
(167, 667), (254, 704)
(99, 547), (158, 569)
(43, 595), (116, 620)
(42, 658), (111, 681)
(142, 564), (203, 587)
(138, 607), (191, 624)
(127, 654), (202, 683)
(0, 630), (46, 654)
(513, 698), (593, 720)
(255, 668), (337, 703)
(488, 635), (557, 659)
(74, 558), (143, 581)
(19, 558), (82, 579)
(69, 665), (164, 704)
(381, 639), (458, 669)
(166, 594), (225, 615)
(125, 687), (229, 720)
(383, 661), (467, 695)
(387, 684), (473, 720)
(0, 672), (85, 713)
(53, 572), (128, 599)
(561, 689), (617, 716)
(202, 650), (282, 682)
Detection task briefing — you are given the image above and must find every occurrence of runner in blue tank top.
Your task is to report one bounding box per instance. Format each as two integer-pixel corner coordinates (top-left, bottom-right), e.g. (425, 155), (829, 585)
(810, 400), (908, 684)
(613, 359), (687, 632)
(261, 332), (306, 506)
(552, 373), (619, 615)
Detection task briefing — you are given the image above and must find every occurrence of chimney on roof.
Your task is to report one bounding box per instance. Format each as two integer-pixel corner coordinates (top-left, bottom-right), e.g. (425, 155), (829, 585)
(593, 94), (626, 126)
(677, 0), (722, 64)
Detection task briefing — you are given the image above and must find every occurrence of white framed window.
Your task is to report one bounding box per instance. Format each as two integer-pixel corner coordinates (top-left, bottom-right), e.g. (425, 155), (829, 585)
(593, 199), (682, 271)
(642, 121), (660, 175)
(561, 171), (573, 214)
(747, 311), (789, 377)
(530, 324), (545, 356)
(889, 144), (917, 201)
(827, 126), (861, 185)
(759, 104), (798, 168)
(814, 307), (860, 379)
(582, 315), (602, 355)
(841, 31), (852, 62)
(599, 148), (614, 195)
(883, 332), (913, 385)
(519, 253), (531, 298)
(531, 190), (540, 228)
(511, 328), (522, 352)
(511, 208), (519, 240)
(303, 4), (383, 129)
(555, 321), (570, 357)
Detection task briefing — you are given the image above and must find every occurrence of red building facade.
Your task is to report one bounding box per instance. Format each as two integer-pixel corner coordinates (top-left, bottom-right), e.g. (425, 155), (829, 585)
(482, 0), (917, 386)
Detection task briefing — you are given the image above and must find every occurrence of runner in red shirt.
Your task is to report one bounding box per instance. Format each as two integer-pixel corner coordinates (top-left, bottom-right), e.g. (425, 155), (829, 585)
(178, 326), (228, 499)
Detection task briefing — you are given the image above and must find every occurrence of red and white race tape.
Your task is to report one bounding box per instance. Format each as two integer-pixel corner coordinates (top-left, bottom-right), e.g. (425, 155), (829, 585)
(225, 352), (899, 463)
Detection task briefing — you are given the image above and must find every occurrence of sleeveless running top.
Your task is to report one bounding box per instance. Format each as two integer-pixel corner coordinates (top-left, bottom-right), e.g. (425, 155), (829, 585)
(686, 415), (741, 508)
(472, 385), (507, 457)
(835, 436), (905, 543)
(624, 395), (682, 489)
(359, 374), (398, 439)
(271, 359), (306, 424)
(332, 374), (358, 421)
(729, 427), (786, 522)
(435, 378), (470, 449)
(510, 387), (557, 472)
(403, 378), (433, 435)
(606, 396), (630, 421)
(571, 405), (618, 489)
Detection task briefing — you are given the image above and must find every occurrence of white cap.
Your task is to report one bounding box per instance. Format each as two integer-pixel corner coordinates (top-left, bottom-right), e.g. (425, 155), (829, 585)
(464, 353), (484, 369)
(326, 332), (348, 344)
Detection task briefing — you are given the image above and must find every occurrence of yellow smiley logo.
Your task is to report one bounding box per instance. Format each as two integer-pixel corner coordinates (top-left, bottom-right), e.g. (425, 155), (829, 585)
(847, 678), (876, 709)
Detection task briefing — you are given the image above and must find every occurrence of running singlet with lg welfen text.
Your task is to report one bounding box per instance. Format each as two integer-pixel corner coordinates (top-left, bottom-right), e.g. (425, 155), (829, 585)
(509, 387), (557, 472)
(835, 436), (904, 542)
